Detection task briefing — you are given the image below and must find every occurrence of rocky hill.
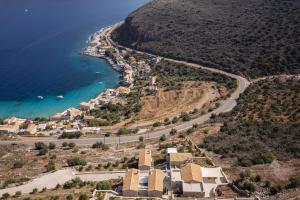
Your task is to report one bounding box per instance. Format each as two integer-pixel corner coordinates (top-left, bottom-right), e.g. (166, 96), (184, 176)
(201, 77), (300, 167)
(112, 0), (300, 78)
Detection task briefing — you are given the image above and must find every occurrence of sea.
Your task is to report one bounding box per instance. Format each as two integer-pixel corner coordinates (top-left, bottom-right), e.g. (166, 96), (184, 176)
(0, 0), (149, 119)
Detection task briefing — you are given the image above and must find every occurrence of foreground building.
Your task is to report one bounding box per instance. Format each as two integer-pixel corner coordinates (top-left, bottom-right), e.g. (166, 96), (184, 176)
(138, 149), (152, 170)
(148, 169), (165, 197)
(123, 169), (139, 197)
(180, 163), (204, 198)
(120, 148), (228, 199)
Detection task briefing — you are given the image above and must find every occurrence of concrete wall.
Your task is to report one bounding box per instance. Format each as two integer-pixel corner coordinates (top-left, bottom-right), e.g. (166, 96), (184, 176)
(138, 189), (148, 196)
(138, 165), (151, 171)
(148, 190), (163, 197)
(182, 191), (205, 198)
(123, 190), (138, 197)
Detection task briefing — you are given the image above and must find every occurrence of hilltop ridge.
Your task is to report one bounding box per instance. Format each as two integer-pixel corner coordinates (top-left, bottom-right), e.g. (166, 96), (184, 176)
(112, 0), (300, 78)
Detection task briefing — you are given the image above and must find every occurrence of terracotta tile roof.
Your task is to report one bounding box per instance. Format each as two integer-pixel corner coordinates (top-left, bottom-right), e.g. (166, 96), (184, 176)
(123, 169), (139, 191)
(148, 169), (165, 192)
(169, 153), (192, 162)
(181, 163), (202, 183)
(138, 149), (152, 167)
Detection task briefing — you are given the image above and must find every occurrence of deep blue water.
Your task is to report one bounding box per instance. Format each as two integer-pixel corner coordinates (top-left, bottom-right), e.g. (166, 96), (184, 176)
(0, 0), (149, 118)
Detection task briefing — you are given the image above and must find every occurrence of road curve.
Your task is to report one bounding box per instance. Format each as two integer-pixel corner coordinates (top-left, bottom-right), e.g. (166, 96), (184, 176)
(0, 23), (250, 147)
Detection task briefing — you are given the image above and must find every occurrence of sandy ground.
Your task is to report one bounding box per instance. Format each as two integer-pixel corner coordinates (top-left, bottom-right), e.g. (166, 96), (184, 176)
(138, 81), (221, 125)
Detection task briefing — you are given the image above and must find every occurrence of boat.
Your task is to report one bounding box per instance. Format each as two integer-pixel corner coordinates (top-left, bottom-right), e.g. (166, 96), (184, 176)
(95, 72), (101, 74)
(98, 82), (103, 84)
(37, 96), (44, 100)
(56, 95), (64, 100)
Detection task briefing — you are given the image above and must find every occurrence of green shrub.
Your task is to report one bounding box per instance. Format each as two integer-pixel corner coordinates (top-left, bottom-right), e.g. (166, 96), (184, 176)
(14, 191), (21, 197)
(48, 142), (56, 149)
(79, 193), (88, 200)
(59, 132), (81, 139)
(137, 142), (146, 149)
(160, 134), (166, 141)
(153, 122), (162, 127)
(180, 112), (190, 121)
(287, 176), (300, 189)
(92, 142), (109, 150)
(46, 160), (56, 172)
(13, 160), (24, 169)
(67, 158), (87, 167)
(96, 181), (112, 190)
(170, 128), (177, 135)
(2, 193), (10, 199)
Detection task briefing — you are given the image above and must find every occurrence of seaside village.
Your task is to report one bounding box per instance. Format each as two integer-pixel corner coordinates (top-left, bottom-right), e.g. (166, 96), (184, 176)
(97, 148), (229, 199)
(0, 26), (231, 199)
(0, 25), (156, 136)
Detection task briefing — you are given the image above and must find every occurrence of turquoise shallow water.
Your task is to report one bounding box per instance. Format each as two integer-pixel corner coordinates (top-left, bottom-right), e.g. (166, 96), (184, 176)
(0, 58), (119, 118)
(0, 0), (149, 119)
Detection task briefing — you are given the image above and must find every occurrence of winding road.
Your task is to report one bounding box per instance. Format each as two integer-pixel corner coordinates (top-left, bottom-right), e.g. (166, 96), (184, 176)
(0, 23), (250, 147)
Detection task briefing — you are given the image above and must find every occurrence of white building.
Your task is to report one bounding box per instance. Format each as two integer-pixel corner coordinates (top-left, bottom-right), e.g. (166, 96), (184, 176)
(81, 127), (101, 135)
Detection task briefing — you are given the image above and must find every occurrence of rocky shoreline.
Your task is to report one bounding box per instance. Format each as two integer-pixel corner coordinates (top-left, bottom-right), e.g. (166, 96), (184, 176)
(81, 25), (124, 72)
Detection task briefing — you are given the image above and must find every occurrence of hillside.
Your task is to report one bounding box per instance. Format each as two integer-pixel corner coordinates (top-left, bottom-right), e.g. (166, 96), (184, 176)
(201, 77), (300, 167)
(112, 0), (300, 78)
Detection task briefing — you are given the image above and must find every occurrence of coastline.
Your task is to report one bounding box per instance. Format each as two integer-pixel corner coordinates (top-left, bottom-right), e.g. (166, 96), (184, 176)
(81, 23), (124, 72)
(0, 23), (128, 120)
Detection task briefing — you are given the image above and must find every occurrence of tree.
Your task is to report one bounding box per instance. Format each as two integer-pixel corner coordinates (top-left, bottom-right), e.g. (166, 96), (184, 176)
(14, 191), (21, 197)
(180, 112), (190, 121)
(153, 122), (162, 127)
(139, 136), (144, 142)
(79, 193), (88, 200)
(254, 175), (261, 182)
(96, 181), (112, 190)
(92, 142), (109, 150)
(50, 196), (59, 200)
(287, 176), (300, 188)
(2, 193), (10, 199)
(137, 142), (145, 149)
(170, 129), (177, 135)
(67, 157), (87, 166)
(117, 128), (131, 135)
(38, 147), (48, 156)
(172, 117), (179, 124)
(35, 142), (48, 156)
(160, 134), (166, 141)
(59, 132), (81, 139)
(35, 142), (47, 150)
(62, 142), (68, 147)
(46, 160), (56, 172)
(31, 188), (38, 194)
(49, 142), (56, 150)
(68, 142), (76, 148)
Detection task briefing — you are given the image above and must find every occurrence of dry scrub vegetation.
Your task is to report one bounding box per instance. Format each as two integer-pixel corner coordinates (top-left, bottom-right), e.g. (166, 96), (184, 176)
(201, 77), (300, 166)
(113, 0), (300, 78)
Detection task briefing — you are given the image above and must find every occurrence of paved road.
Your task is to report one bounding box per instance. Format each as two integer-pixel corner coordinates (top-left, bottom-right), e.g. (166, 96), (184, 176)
(0, 23), (250, 147)
(0, 169), (125, 196)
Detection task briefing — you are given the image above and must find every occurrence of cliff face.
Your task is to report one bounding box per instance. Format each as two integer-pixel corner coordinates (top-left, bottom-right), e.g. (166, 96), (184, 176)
(112, 0), (300, 78)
